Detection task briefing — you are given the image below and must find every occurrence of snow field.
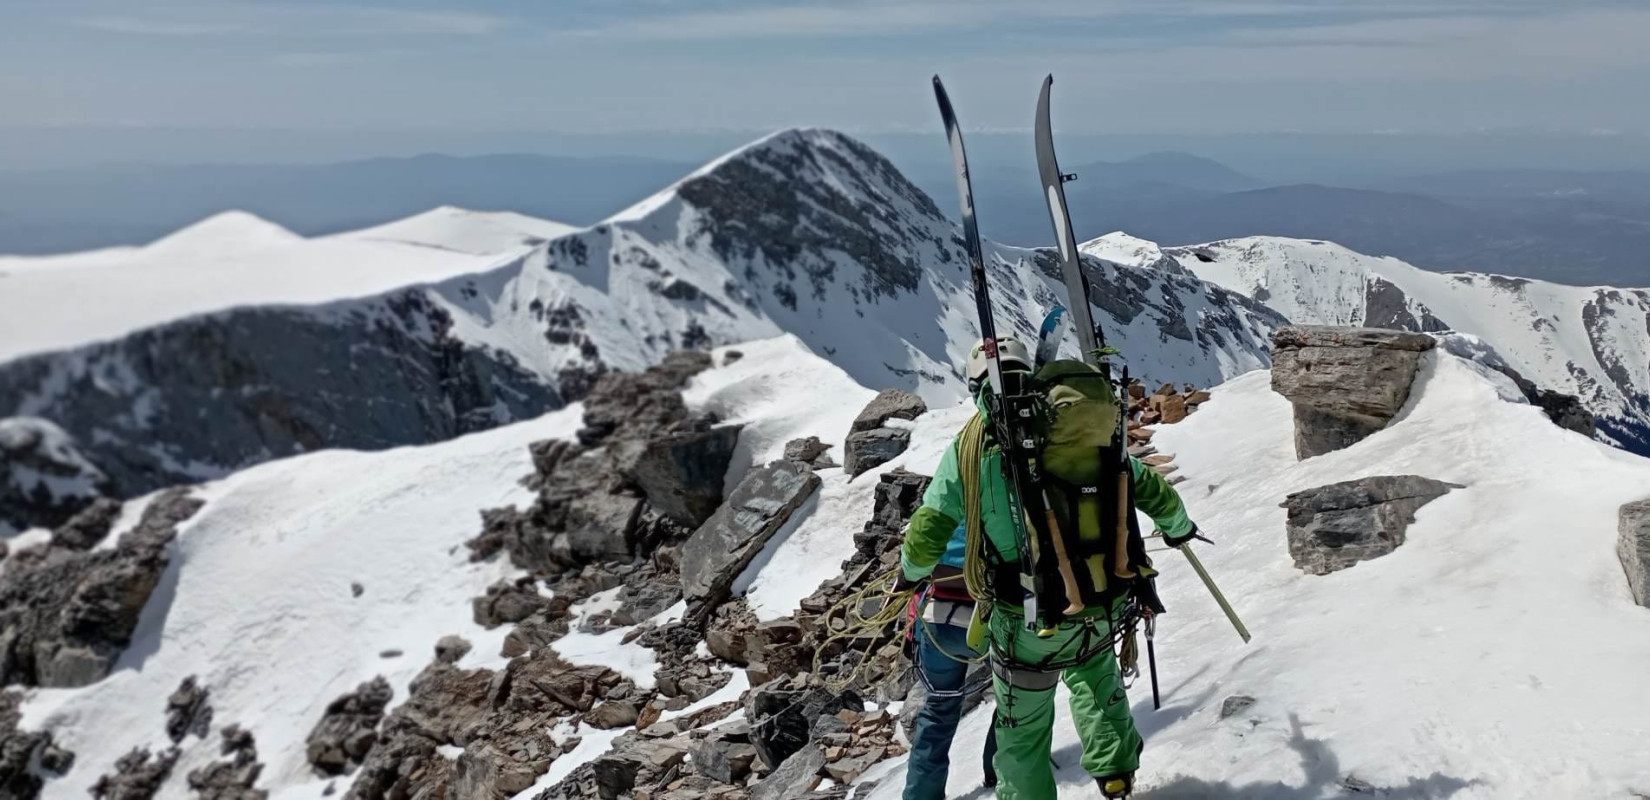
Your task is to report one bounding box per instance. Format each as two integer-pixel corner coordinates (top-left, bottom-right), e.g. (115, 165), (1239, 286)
(22, 405), (587, 800)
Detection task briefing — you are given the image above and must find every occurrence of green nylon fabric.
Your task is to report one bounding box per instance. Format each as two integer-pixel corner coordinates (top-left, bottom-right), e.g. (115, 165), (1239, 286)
(988, 598), (1142, 799)
(900, 441), (1194, 595)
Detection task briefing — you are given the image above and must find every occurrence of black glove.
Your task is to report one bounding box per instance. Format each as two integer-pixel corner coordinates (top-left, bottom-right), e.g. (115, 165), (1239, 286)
(893, 572), (924, 593)
(1163, 524), (1211, 549)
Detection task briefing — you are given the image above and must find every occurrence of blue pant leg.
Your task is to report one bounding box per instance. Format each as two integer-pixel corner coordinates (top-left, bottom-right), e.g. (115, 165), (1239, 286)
(903, 621), (975, 800)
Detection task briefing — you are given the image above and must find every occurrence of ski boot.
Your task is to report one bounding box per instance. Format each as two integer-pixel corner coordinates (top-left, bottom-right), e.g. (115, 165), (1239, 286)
(1097, 772), (1134, 799)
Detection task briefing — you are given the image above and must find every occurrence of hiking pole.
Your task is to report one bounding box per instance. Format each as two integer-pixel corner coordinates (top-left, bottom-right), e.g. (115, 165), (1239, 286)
(1180, 544), (1251, 643)
(1144, 613), (1161, 710)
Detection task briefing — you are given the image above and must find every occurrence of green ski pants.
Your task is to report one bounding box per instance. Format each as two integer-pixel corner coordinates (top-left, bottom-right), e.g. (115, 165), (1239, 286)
(987, 606), (1142, 800)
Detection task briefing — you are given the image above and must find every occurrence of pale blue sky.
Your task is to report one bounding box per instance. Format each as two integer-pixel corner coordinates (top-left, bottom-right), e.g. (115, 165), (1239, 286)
(3, 0), (1648, 137)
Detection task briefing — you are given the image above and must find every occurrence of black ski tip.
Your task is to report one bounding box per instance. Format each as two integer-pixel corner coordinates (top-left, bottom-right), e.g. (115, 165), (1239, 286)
(933, 74), (944, 88)
(1043, 73), (1054, 86)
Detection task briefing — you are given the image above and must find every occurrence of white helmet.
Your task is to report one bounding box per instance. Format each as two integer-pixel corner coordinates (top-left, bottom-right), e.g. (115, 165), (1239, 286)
(966, 336), (1032, 393)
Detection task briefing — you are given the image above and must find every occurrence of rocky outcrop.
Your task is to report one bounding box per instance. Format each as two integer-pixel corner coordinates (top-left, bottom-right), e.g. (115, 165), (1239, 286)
(466, 352), (719, 576)
(91, 747), (180, 800)
(1619, 499), (1650, 607)
(306, 676), (393, 776)
(680, 460), (820, 624)
(843, 390), (926, 478)
(0, 690), (74, 800)
(52, 497), (123, 551)
(0, 417), (110, 534)
(0, 487), (202, 688)
(632, 425), (741, 527)
(1271, 326), (1436, 459)
(1282, 476), (1463, 575)
(186, 725), (266, 800)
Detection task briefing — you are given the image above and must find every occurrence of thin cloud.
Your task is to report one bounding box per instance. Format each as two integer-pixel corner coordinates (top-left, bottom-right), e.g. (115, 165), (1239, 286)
(70, 16), (250, 36)
(66, 5), (504, 38)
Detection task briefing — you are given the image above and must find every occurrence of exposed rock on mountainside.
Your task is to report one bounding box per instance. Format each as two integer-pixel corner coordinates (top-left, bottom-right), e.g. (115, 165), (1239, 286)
(468, 352), (719, 576)
(0, 487), (202, 688)
(186, 726), (266, 800)
(0, 690), (74, 798)
(1620, 499), (1650, 607)
(91, 746), (180, 800)
(0, 417), (110, 534)
(165, 675), (213, 744)
(1270, 326), (1436, 459)
(0, 285), (561, 523)
(1282, 476), (1463, 575)
(305, 676), (392, 776)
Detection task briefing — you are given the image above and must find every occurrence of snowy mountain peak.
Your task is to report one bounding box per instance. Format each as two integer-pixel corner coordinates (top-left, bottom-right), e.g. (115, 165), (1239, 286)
(142, 210), (304, 258)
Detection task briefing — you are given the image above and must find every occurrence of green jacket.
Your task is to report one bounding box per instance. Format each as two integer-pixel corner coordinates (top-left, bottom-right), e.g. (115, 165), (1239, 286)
(900, 431), (1193, 586)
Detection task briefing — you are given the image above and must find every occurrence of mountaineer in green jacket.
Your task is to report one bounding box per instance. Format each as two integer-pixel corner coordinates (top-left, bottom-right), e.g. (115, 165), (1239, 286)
(898, 337), (1199, 800)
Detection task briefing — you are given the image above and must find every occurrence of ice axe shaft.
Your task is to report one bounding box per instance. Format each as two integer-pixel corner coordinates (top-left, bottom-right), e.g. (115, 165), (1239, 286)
(1180, 544), (1251, 643)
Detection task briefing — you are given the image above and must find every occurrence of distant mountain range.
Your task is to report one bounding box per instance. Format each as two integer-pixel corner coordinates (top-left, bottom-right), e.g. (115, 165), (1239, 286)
(0, 154), (693, 255)
(6, 146), (1649, 287)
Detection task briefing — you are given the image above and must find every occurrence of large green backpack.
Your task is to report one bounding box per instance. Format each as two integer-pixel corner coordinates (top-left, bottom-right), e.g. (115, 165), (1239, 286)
(963, 358), (1160, 617)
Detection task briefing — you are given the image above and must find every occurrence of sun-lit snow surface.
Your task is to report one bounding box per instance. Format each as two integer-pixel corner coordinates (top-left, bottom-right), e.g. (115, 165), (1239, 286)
(21, 404), (587, 800)
(0, 207), (573, 362)
(334, 206), (578, 256)
(1085, 233), (1650, 452)
(866, 354), (1650, 799)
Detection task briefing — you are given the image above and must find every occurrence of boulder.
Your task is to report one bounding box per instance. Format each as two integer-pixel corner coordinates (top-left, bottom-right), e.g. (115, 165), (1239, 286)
(745, 676), (862, 770)
(1220, 695), (1257, 720)
(472, 578), (552, 629)
(750, 743), (826, 800)
(849, 389), (927, 433)
(784, 436), (839, 470)
(1281, 475), (1463, 575)
(843, 428), (912, 478)
(1619, 499), (1650, 607)
(632, 424), (742, 527)
(1270, 326), (1436, 459)
(434, 635), (472, 665)
(680, 460), (820, 621)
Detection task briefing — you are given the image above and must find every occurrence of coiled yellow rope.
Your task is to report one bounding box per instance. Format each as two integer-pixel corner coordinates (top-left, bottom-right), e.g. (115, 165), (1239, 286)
(812, 568), (985, 693)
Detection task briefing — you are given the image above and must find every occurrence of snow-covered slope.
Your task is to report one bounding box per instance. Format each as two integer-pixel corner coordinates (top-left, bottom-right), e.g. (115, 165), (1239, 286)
(0, 130), (1282, 523)
(22, 403), (586, 799)
(1084, 233), (1650, 454)
(864, 349), (1650, 799)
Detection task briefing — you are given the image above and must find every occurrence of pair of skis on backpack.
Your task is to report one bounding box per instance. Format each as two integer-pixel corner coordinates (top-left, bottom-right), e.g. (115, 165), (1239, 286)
(935, 74), (1136, 636)
(934, 75), (1251, 650)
